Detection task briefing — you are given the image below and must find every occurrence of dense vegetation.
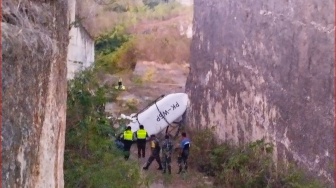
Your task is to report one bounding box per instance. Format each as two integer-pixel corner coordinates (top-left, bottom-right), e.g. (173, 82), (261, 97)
(92, 1), (191, 74)
(78, 0), (190, 36)
(94, 26), (137, 74)
(189, 127), (326, 188)
(64, 69), (148, 187)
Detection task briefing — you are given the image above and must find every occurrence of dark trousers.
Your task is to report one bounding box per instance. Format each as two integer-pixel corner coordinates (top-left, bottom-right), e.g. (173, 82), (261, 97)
(137, 140), (146, 158)
(162, 154), (171, 173)
(145, 152), (162, 169)
(178, 150), (189, 172)
(123, 140), (133, 160)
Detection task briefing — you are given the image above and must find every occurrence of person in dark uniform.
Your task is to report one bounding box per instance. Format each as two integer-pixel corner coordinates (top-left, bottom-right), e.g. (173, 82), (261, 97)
(143, 135), (163, 170)
(161, 135), (173, 174)
(177, 132), (190, 174)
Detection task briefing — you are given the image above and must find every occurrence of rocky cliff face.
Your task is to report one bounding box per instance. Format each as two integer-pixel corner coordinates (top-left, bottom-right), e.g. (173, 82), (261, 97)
(2, 0), (69, 187)
(186, 0), (334, 184)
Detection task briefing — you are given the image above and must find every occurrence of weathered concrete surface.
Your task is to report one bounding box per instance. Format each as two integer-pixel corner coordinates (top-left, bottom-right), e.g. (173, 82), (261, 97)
(177, 0), (193, 6)
(67, 0), (95, 80)
(186, 0), (334, 184)
(2, 0), (69, 187)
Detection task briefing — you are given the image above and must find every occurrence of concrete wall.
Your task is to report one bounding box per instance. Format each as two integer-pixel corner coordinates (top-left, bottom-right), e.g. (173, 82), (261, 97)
(186, 0), (334, 184)
(2, 0), (69, 187)
(67, 0), (95, 80)
(179, 23), (193, 39)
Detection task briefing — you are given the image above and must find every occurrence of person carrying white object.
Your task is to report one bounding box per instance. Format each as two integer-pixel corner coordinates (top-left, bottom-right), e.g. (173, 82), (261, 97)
(143, 135), (163, 170)
(161, 134), (173, 174)
(130, 93), (188, 135)
(177, 132), (191, 174)
(122, 126), (134, 160)
(134, 125), (149, 158)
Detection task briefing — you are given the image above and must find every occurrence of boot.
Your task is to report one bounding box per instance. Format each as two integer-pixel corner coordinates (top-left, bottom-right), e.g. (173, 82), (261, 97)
(143, 162), (150, 170)
(157, 166), (163, 170)
(177, 166), (182, 174)
(168, 166), (171, 174)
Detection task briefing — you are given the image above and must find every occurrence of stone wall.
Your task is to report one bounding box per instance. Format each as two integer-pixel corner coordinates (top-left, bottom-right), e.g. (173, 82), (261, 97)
(67, 0), (95, 80)
(2, 0), (69, 187)
(186, 0), (334, 184)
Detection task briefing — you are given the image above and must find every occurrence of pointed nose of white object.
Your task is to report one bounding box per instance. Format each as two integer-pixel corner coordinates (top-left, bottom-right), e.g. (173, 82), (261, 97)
(127, 93), (189, 135)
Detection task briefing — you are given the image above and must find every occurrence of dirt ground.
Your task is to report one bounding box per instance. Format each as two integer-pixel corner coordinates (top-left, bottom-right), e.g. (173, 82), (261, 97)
(128, 139), (213, 188)
(104, 61), (190, 116)
(126, 125), (213, 188)
(104, 61), (213, 187)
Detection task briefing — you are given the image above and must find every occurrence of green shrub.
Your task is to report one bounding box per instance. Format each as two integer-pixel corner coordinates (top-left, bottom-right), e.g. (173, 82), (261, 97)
(142, 0), (162, 9)
(188, 127), (217, 173)
(131, 75), (144, 85)
(65, 69), (145, 188)
(125, 98), (139, 112)
(95, 25), (130, 56)
(150, 1), (181, 20)
(95, 26), (137, 74)
(189, 128), (325, 188)
(135, 1), (183, 21)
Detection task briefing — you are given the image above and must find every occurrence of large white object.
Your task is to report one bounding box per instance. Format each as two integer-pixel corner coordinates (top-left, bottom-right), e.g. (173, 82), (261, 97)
(126, 93), (189, 136)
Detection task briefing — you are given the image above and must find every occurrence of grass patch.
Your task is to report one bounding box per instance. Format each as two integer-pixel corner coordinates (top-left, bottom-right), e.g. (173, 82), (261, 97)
(95, 26), (137, 74)
(93, 1), (191, 76)
(78, 0), (190, 37)
(140, 1), (185, 21)
(134, 32), (191, 64)
(65, 68), (146, 187)
(125, 98), (139, 112)
(142, 68), (155, 82)
(189, 127), (326, 188)
(131, 75), (144, 85)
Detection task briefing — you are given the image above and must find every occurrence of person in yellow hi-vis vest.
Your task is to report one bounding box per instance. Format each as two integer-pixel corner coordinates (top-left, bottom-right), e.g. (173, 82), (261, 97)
(122, 126), (134, 160)
(118, 78), (123, 89)
(134, 125), (149, 159)
(115, 77), (126, 90)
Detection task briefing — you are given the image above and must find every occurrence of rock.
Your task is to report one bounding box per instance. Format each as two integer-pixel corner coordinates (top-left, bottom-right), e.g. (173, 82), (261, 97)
(2, 0), (69, 187)
(186, 0), (334, 184)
